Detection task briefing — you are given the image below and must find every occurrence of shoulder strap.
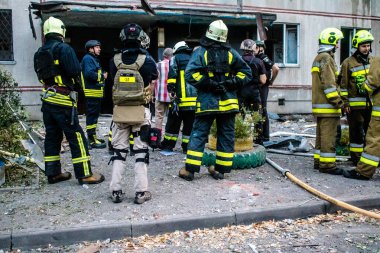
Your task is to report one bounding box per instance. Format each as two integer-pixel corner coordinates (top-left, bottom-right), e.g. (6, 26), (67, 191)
(113, 53), (123, 68)
(114, 53), (146, 70)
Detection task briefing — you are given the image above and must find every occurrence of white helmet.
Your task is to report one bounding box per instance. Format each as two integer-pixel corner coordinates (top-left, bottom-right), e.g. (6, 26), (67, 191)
(43, 17), (66, 38)
(173, 41), (188, 54)
(206, 20), (228, 43)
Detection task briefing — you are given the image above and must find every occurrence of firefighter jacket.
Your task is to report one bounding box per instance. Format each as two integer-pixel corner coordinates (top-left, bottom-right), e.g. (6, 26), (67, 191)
(340, 53), (373, 109)
(311, 52), (344, 117)
(81, 53), (105, 98)
(167, 48), (197, 111)
(35, 37), (82, 108)
(364, 57), (380, 114)
(185, 40), (252, 116)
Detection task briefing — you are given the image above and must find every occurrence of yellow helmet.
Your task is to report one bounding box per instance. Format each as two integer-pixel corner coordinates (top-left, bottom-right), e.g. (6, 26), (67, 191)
(319, 28), (343, 45)
(352, 30), (374, 48)
(206, 20), (228, 43)
(43, 17), (66, 38)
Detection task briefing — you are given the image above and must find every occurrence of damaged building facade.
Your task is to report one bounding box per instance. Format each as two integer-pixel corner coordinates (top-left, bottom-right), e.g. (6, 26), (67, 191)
(1, 0), (379, 119)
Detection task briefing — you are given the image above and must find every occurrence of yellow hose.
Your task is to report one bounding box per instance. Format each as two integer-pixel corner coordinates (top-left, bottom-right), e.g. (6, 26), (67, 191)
(266, 157), (380, 219)
(285, 172), (380, 219)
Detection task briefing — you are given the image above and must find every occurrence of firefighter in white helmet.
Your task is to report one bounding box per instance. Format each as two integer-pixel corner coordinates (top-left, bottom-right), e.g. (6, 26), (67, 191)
(178, 20), (252, 181)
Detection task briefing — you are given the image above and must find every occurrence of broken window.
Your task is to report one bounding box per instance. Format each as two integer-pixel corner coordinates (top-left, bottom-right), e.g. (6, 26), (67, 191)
(270, 23), (299, 66)
(0, 10), (13, 61)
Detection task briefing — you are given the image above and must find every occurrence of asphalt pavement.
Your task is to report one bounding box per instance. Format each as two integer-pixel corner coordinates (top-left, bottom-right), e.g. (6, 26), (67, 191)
(1, 116), (380, 251)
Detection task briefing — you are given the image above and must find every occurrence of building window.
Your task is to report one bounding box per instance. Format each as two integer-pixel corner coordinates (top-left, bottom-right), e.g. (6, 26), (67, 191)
(269, 23), (299, 66)
(0, 10), (13, 61)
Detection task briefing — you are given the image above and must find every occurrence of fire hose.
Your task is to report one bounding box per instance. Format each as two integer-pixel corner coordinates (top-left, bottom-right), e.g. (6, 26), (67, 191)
(266, 157), (380, 220)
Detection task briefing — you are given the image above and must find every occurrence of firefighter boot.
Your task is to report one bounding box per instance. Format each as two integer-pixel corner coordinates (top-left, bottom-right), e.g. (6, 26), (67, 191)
(134, 191), (152, 204)
(111, 190), (125, 203)
(78, 173), (105, 185)
(179, 167), (194, 181)
(208, 165), (224, 180)
(343, 169), (370, 181)
(48, 172), (72, 184)
(89, 135), (106, 149)
(320, 168), (344, 175)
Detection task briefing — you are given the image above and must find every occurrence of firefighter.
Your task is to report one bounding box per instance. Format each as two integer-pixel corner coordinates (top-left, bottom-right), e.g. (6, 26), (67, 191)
(109, 23), (158, 203)
(238, 39), (267, 144)
(81, 40), (107, 149)
(253, 40), (279, 142)
(34, 17), (104, 184)
(311, 28), (346, 175)
(343, 56), (380, 180)
(160, 41), (197, 153)
(340, 30), (374, 165)
(178, 20), (252, 181)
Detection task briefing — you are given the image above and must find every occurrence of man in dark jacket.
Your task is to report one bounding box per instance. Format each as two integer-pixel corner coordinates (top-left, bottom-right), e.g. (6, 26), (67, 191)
(34, 17), (104, 185)
(254, 40), (280, 142)
(239, 39), (267, 144)
(178, 20), (252, 181)
(160, 41), (197, 153)
(81, 40), (107, 149)
(109, 23), (158, 204)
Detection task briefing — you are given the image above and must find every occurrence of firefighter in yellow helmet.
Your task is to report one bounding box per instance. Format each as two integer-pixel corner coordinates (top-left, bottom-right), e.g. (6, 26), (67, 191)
(339, 30), (374, 165)
(311, 28), (347, 175)
(34, 17), (104, 185)
(343, 50), (380, 180)
(178, 20), (252, 181)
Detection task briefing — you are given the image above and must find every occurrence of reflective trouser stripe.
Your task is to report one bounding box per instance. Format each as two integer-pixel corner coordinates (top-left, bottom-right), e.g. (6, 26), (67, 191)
(86, 124), (97, 130)
(44, 155), (60, 162)
(75, 132), (90, 176)
(314, 150), (320, 160)
(360, 153), (380, 167)
(350, 143), (364, 153)
(319, 152), (336, 163)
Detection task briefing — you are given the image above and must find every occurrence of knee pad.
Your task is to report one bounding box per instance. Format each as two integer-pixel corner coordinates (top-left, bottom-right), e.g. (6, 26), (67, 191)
(134, 149), (149, 165)
(108, 149), (128, 164)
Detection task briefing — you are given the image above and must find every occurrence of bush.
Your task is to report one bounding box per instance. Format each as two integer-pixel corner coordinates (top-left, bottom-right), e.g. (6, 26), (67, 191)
(0, 67), (27, 155)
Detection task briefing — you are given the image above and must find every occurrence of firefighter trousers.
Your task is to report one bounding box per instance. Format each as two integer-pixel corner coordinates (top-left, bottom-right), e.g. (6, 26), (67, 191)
(347, 108), (371, 164)
(161, 108), (195, 152)
(239, 94), (263, 144)
(314, 117), (339, 172)
(259, 85), (270, 141)
(109, 108), (151, 192)
(86, 97), (102, 141)
(185, 113), (235, 174)
(355, 108), (380, 178)
(42, 102), (92, 179)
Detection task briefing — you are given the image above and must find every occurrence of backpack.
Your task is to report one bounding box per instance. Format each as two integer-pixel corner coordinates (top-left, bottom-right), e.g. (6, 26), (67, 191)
(34, 42), (61, 81)
(113, 53), (146, 106)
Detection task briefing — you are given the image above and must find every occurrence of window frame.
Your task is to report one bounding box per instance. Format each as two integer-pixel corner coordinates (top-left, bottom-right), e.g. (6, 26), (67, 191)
(0, 9), (14, 62)
(273, 23), (300, 68)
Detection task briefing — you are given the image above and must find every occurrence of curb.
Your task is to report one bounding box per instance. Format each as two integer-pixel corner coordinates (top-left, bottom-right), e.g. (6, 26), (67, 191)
(1, 196), (380, 250)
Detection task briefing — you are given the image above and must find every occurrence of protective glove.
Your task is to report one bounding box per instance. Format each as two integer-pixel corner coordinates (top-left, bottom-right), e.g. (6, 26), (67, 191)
(209, 80), (227, 94)
(355, 75), (367, 95)
(223, 78), (238, 91)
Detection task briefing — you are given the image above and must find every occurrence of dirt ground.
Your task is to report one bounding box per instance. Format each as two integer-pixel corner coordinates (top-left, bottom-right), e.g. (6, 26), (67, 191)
(1, 115), (380, 252)
(26, 211), (380, 253)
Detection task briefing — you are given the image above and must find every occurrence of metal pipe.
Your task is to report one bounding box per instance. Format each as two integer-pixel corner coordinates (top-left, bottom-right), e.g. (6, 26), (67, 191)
(266, 157), (380, 220)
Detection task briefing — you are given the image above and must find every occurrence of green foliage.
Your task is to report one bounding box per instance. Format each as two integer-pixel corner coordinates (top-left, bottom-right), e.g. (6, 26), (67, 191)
(210, 110), (264, 140)
(0, 68), (27, 156)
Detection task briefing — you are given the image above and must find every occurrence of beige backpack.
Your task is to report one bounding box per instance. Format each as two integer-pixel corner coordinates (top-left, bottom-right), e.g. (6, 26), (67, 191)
(113, 53), (146, 105)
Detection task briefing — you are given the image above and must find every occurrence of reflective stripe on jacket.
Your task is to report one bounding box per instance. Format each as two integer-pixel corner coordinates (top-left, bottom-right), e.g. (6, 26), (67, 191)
(167, 49), (197, 111)
(311, 52), (343, 117)
(340, 55), (373, 109)
(81, 53), (104, 98)
(185, 46), (252, 116)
